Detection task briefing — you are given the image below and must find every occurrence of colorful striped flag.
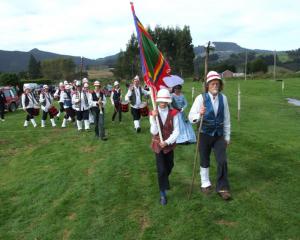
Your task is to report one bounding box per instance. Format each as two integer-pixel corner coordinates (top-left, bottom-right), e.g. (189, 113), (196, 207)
(130, 2), (171, 92)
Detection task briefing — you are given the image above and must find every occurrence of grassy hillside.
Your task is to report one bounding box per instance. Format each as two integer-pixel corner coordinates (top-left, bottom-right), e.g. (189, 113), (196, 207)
(0, 78), (299, 239)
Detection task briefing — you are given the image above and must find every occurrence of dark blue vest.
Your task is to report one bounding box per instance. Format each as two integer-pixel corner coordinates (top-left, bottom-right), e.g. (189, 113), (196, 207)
(112, 88), (121, 103)
(202, 93), (224, 136)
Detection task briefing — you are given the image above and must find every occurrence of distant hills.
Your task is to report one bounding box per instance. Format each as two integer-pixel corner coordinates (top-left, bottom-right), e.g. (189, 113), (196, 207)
(194, 41), (275, 61)
(0, 48), (119, 73)
(0, 42), (295, 73)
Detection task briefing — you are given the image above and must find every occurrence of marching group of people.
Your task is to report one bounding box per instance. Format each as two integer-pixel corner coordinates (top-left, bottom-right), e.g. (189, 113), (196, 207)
(149, 71), (231, 205)
(18, 70), (231, 205)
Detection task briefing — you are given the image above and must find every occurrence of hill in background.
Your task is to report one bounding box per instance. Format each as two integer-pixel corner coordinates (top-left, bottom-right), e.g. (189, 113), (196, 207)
(0, 42), (298, 73)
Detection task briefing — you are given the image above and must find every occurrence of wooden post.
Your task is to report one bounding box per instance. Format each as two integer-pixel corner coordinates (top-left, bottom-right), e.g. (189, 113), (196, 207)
(192, 87), (195, 102)
(282, 80), (284, 94)
(238, 83), (241, 122)
(273, 50), (277, 81)
(244, 50), (247, 81)
(204, 41), (211, 81)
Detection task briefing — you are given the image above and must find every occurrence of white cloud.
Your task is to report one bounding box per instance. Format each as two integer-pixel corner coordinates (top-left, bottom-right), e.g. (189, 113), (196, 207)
(0, 0), (299, 58)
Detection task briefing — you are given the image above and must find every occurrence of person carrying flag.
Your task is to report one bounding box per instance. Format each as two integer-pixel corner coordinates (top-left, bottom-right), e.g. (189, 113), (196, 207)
(150, 88), (179, 205)
(188, 71), (231, 200)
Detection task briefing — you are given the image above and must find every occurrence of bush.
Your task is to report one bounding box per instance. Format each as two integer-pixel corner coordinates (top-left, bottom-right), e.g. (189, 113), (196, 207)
(0, 73), (21, 86)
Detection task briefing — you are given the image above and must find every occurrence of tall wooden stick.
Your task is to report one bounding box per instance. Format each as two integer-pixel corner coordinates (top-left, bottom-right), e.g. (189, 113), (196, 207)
(273, 50), (277, 81)
(188, 93), (205, 199)
(188, 118), (203, 199)
(149, 87), (163, 142)
(191, 87), (195, 102)
(244, 50), (247, 81)
(238, 83), (241, 122)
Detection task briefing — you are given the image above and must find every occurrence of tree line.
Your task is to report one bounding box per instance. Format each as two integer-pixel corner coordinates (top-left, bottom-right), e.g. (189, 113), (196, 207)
(113, 25), (195, 80)
(26, 55), (87, 81)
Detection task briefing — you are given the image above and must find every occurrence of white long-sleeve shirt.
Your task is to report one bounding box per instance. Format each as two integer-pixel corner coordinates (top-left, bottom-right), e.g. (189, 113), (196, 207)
(54, 89), (65, 103)
(188, 92), (231, 141)
(39, 92), (53, 112)
(125, 86), (149, 108)
(110, 88), (122, 105)
(90, 91), (107, 108)
(149, 107), (180, 145)
(72, 90), (92, 111)
(21, 92), (38, 109)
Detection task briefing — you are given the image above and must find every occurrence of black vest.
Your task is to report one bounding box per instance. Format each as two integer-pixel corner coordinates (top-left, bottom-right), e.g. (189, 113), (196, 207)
(112, 88), (121, 103)
(91, 91), (104, 101)
(129, 87), (142, 105)
(91, 91), (104, 109)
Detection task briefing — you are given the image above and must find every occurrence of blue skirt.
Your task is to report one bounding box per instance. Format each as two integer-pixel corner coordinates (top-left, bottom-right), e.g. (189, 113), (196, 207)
(176, 112), (196, 144)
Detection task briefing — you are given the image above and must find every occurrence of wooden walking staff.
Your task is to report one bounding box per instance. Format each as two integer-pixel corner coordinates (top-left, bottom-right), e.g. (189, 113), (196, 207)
(188, 92), (205, 199)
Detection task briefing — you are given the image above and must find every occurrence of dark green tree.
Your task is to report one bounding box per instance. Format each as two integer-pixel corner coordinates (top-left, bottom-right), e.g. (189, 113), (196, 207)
(249, 58), (268, 73)
(0, 73), (20, 86)
(28, 54), (41, 79)
(41, 58), (76, 80)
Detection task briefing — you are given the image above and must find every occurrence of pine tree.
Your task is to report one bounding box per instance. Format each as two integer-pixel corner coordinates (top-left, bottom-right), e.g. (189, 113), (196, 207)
(28, 54), (41, 79)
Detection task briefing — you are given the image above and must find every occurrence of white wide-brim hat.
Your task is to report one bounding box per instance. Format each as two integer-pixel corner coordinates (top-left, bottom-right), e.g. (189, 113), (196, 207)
(156, 88), (172, 103)
(114, 81), (119, 86)
(94, 81), (100, 86)
(23, 84), (30, 90)
(206, 71), (222, 83)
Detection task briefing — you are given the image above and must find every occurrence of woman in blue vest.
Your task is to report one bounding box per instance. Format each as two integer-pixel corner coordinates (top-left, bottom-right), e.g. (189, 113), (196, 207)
(189, 71), (231, 200)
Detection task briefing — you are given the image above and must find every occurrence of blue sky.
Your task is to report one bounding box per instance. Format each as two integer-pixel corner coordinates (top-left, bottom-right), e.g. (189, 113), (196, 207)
(0, 0), (299, 59)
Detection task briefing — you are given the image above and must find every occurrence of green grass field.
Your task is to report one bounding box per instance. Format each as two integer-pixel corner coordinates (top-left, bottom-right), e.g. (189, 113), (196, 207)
(0, 78), (299, 239)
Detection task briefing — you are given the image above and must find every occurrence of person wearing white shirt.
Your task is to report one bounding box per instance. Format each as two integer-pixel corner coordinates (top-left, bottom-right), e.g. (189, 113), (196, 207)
(90, 81), (107, 140)
(39, 85), (56, 127)
(53, 82), (65, 119)
(21, 84), (39, 127)
(188, 71), (231, 201)
(72, 82), (92, 131)
(149, 88), (180, 205)
(125, 75), (149, 132)
(61, 84), (75, 128)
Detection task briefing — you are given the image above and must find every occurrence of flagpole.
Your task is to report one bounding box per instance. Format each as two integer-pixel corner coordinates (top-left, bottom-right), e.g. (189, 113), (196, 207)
(149, 87), (163, 142)
(130, 2), (164, 142)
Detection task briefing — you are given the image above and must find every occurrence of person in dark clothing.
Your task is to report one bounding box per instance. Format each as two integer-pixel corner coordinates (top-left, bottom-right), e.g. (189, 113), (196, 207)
(110, 81), (122, 123)
(0, 89), (6, 121)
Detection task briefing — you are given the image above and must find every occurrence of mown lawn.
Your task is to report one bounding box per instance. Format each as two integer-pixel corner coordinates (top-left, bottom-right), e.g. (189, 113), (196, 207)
(0, 78), (299, 239)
